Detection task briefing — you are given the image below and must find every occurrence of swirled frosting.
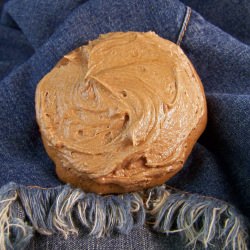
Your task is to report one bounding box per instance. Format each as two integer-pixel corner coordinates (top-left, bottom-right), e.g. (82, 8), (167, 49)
(35, 32), (207, 194)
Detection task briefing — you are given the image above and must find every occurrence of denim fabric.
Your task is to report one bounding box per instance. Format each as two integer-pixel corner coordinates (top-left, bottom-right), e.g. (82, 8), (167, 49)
(181, 0), (250, 45)
(0, 0), (249, 249)
(28, 226), (223, 250)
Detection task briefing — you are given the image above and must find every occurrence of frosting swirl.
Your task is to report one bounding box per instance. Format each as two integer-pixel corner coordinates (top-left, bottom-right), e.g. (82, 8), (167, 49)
(36, 32), (207, 193)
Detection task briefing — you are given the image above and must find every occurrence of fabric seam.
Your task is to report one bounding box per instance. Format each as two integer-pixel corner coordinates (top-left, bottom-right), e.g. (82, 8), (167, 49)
(177, 6), (192, 46)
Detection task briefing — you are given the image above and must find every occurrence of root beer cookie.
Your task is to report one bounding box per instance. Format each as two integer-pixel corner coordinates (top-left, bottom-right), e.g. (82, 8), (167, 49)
(35, 32), (207, 194)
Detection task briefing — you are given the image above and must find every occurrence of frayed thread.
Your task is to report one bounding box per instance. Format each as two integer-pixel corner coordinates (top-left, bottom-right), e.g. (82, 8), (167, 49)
(0, 183), (33, 250)
(1, 183), (145, 249)
(0, 182), (248, 250)
(146, 185), (248, 250)
(18, 185), (145, 238)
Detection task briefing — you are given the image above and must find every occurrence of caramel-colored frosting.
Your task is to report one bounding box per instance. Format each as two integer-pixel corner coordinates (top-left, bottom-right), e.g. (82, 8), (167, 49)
(36, 32), (207, 194)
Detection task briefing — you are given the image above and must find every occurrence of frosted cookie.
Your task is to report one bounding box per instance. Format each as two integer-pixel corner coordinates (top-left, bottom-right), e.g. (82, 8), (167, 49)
(35, 32), (207, 194)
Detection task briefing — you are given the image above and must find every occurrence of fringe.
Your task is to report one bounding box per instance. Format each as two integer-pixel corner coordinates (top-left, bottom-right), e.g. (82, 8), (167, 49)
(0, 182), (248, 250)
(146, 185), (248, 250)
(0, 183), (33, 250)
(1, 183), (145, 250)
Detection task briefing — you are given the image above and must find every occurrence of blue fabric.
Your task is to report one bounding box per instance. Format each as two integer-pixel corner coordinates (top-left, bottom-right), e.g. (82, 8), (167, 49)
(28, 226), (223, 250)
(0, 0), (249, 248)
(181, 0), (250, 45)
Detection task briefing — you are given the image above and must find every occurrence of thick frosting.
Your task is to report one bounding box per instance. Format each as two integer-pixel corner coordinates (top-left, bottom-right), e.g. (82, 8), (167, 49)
(35, 32), (207, 193)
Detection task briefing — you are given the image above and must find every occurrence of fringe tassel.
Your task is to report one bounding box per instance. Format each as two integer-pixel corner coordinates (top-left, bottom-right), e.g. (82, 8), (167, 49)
(146, 185), (248, 250)
(0, 182), (248, 250)
(1, 183), (145, 249)
(0, 183), (33, 250)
